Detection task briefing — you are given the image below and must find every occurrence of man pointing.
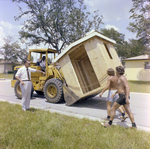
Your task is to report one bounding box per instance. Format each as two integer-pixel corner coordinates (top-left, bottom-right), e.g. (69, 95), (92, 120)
(15, 59), (45, 111)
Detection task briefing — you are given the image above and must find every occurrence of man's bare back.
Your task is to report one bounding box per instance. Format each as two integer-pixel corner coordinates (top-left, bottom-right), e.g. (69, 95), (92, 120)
(109, 75), (118, 90)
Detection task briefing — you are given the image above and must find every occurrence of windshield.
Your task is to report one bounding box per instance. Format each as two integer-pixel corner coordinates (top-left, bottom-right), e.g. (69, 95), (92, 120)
(30, 52), (55, 64)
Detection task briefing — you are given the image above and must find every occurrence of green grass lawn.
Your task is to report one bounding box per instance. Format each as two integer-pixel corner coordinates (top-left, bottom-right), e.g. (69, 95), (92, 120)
(0, 73), (13, 79)
(128, 81), (150, 93)
(0, 102), (150, 149)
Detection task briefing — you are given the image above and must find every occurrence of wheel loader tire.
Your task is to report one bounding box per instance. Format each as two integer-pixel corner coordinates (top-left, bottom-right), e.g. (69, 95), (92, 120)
(14, 80), (34, 99)
(31, 85), (34, 98)
(35, 91), (44, 95)
(14, 80), (22, 99)
(44, 78), (64, 103)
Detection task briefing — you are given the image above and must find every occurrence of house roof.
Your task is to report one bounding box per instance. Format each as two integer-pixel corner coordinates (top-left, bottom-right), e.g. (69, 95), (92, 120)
(0, 60), (22, 64)
(123, 55), (150, 61)
(53, 30), (116, 62)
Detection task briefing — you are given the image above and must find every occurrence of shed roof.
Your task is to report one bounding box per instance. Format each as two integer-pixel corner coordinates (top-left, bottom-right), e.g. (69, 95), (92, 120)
(123, 55), (150, 61)
(54, 30), (116, 62)
(29, 48), (57, 54)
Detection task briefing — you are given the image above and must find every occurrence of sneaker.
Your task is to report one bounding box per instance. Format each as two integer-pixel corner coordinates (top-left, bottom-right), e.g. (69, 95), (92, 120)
(120, 115), (128, 122)
(101, 123), (112, 128)
(102, 117), (110, 121)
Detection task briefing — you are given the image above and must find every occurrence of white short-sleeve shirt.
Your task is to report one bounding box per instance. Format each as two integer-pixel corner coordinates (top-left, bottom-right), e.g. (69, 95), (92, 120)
(40, 60), (45, 67)
(15, 66), (36, 80)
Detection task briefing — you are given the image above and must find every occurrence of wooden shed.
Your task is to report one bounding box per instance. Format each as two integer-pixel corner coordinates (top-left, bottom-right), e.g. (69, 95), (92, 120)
(54, 31), (122, 105)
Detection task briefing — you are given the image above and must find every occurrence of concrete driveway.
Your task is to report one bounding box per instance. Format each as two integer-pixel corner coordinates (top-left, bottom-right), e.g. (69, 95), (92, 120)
(0, 79), (150, 132)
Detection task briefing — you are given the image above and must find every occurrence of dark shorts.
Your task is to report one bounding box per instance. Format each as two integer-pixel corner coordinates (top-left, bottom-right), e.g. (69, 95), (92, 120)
(116, 93), (130, 105)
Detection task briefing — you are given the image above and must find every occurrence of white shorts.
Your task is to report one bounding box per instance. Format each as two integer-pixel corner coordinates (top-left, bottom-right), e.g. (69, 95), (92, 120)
(106, 90), (118, 102)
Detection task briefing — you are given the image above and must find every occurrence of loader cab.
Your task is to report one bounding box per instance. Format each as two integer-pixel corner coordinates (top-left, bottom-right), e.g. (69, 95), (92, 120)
(28, 48), (57, 65)
(28, 48), (57, 77)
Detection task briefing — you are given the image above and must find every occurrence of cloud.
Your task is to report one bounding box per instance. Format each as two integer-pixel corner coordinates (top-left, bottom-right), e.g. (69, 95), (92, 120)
(0, 21), (22, 35)
(84, 0), (133, 22)
(0, 21), (49, 51)
(84, 0), (136, 40)
(0, 21), (14, 31)
(0, 21), (23, 46)
(105, 25), (119, 31)
(0, 26), (5, 46)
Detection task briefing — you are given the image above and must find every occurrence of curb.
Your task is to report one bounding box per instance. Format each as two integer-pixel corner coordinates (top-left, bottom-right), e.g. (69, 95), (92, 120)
(130, 92), (150, 95)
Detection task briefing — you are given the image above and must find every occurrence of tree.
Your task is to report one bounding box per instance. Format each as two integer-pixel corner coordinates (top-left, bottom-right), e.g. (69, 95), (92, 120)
(100, 28), (125, 58)
(0, 36), (28, 73)
(127, 0), (150, 53)
(119, 39), (145, 59)
(127, 39), (145, 57)
(12, 0), (103, 54)
(100, 28), (145, 59)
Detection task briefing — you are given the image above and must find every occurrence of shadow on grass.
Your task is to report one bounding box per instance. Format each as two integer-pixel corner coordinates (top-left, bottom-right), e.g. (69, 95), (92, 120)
(26, 107), (38, 112)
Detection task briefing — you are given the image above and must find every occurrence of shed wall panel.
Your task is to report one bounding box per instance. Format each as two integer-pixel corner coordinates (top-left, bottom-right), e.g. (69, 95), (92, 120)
(58, 55), (83, 97)
(108, 44), (122, 68)
(84, 37), (108, 86)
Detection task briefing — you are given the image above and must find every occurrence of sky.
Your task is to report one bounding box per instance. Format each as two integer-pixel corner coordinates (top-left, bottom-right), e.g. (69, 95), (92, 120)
(0, 0), (136, 49)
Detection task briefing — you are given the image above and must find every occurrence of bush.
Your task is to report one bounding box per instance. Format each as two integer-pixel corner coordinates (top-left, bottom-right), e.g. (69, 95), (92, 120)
(7, 71), (14, 74)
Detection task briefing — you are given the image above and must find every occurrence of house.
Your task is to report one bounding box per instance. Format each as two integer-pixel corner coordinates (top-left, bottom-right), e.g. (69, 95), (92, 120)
(53, 30), (122, 104)
(124, 55), (150, 81)
(0, 60), (22, 73)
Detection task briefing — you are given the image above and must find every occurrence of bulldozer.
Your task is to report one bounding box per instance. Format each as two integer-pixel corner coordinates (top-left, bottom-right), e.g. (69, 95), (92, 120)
(11, 48), (66, 104)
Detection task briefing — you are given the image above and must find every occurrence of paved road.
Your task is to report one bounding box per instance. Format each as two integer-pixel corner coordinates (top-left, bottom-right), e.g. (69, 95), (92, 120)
(1, 79), (150, 132)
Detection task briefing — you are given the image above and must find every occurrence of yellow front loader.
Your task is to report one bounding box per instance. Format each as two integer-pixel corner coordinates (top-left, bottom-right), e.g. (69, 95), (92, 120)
(11, 48), (65, 103)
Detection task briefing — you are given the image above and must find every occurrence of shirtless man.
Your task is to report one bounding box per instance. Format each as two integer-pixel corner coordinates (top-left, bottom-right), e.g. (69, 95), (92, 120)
(100, 68), (128, 121)
(103, 66), (137, 128)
